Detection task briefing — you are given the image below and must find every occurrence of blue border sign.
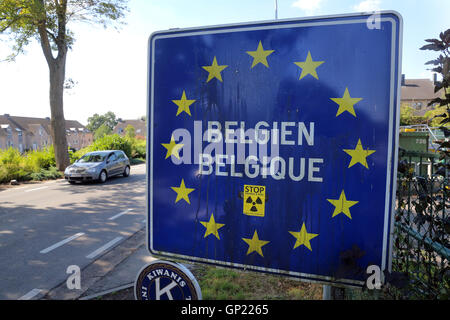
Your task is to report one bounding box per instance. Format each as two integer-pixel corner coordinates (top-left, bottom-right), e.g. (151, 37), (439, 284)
(147, 12), (402, 287)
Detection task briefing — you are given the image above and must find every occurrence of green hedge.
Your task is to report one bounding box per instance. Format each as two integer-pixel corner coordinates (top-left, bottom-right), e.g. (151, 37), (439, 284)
(0, 146), (61, 184)
(70, 134), (146, 163)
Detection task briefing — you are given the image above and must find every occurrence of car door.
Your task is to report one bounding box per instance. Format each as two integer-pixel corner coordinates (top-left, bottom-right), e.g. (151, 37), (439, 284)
(115, 151), (126, 173)
(106, 152), (117, 175)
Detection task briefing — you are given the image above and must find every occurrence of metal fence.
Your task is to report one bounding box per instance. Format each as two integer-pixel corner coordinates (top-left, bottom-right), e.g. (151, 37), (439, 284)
(385, 149), (449, 299)
(345, 149), (449, 300)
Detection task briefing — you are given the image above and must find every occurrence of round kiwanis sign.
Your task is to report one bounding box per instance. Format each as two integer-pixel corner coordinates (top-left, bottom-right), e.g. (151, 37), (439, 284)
(134, 260), (202, 300)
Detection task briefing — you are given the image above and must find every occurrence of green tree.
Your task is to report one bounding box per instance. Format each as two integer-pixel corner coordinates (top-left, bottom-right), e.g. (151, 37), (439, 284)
(420, 29), (450, 130)
(87, 111), (119, 132)
(93, 122), (112, 140)
(400, 104), (427, 126)
(125, 124), (135, 138)
(0, 1), (129, 170)
(424, 105), (449, 127)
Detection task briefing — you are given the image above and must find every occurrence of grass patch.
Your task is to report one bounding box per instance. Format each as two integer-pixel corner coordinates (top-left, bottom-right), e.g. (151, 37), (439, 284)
(195, 265), (323, 300)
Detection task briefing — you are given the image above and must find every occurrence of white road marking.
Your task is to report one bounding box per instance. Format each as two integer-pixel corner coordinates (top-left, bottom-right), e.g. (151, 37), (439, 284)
(24, 186), (49, 193)
(40, 232), (85, 254)
(108, 209), (133, 221)
(86, 237), (123, 259)
(19, 288), (43, 300)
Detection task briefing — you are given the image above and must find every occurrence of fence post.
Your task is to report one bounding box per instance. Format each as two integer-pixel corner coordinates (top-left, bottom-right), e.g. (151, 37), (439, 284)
(323, 285), (346, 300)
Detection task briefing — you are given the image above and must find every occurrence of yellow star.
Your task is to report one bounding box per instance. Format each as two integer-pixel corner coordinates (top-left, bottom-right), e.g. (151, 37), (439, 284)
(161, 135), (184, 160)
(343, 139), (376, 169)
(246, 41), (275, 68)
(289, 223), (318, 251)
(293, 51), (324, 80)
(327, 190), (359, 219)
(200, 213), (225, 240)
(172, 90), (196, 116)
(242, 230), (270, 257)
(171, 178), (195, 204)
(330, 88), (363, 117)
(202, 56), (228, 82)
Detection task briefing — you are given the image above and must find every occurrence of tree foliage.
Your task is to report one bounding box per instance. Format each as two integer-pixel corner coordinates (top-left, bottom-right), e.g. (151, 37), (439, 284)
(420, 29), (450, 133)
(0, 0), (129, 61)
(125, 124), (135, 138)
(87, 111), (118, 132)
(93, 122), (112, 140)
(400, 104), (427, 126)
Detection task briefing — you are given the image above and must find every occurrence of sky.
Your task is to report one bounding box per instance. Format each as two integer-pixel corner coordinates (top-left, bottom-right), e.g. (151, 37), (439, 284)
(0, 0), (449, 125)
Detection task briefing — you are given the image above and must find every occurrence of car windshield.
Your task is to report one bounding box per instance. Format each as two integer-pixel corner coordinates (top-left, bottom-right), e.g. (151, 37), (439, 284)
(78, 153), (105, 163)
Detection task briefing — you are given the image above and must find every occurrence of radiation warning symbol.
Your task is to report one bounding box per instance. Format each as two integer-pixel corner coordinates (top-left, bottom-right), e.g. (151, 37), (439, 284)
(243, 185), (266, 217)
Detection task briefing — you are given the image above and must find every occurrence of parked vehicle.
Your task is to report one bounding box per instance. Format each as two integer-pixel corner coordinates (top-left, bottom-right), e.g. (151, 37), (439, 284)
(64, 150), (130, 184)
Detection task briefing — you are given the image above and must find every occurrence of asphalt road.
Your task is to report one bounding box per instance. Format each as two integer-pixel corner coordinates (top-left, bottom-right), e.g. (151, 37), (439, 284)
(0, 164), (146, 300)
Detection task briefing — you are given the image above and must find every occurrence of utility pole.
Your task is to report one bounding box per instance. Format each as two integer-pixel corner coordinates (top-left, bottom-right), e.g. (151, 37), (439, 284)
(274, 0), (278, 20)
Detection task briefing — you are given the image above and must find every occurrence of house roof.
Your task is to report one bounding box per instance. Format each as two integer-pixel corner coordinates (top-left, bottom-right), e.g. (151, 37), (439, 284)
(114, 119), (147, 132)
(0, 115), (26, 137)
(401, 79), (443, 101)
(0, 115), (89, 136)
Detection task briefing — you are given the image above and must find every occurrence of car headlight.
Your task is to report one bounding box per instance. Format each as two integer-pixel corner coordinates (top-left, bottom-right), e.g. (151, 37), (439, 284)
(86, 167), (99, 173)
(64, 167), (71, 174)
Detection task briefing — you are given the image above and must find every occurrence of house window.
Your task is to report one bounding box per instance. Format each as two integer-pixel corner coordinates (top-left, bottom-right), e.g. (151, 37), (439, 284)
(413, 102), (423, 109)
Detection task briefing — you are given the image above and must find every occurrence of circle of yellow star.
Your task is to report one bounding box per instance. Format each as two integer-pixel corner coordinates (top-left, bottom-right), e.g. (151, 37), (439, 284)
(343, 139), (376, 169)
(293, 51), (324, 80)
(200, 213), (225, 240)
(246, 41), (275, 68)
(242, 230), (270, 257)
(161, 135), (184, 160)
(172, 90), (196, 116)
(288, 223), (319, 251)
(202, 56), (228, 82)
(171, 178), (195, 204)
(327, 190), (359, 219)
(330, 87), (363, 117)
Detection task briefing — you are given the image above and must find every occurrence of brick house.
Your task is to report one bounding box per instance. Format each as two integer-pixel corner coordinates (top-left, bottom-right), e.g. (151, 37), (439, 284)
(0, 114), (93, 152)
(113, 119), (146, 139)
(401, 74), (443, 115)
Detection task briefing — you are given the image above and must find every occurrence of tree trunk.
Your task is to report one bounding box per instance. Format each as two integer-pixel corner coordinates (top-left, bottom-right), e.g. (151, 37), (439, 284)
(35, 0), (70, 171)
(49, 58), (70, 171)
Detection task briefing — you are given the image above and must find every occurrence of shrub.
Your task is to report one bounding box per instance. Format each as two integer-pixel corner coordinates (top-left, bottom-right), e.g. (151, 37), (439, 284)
(0, 148), (30, 183)
(30, 167), (63, 181)
(24, 146), (56, 171)
(127, 137), (146, 159)
(69, 134), (133, 163)
(0, 147), (60, 184)
(91, 134), (132, 157)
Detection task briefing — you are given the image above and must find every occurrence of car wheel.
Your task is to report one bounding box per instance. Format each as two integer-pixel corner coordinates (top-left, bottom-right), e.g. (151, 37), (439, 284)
(99, 170), (107, 183)
(123, 166), (130, 177)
